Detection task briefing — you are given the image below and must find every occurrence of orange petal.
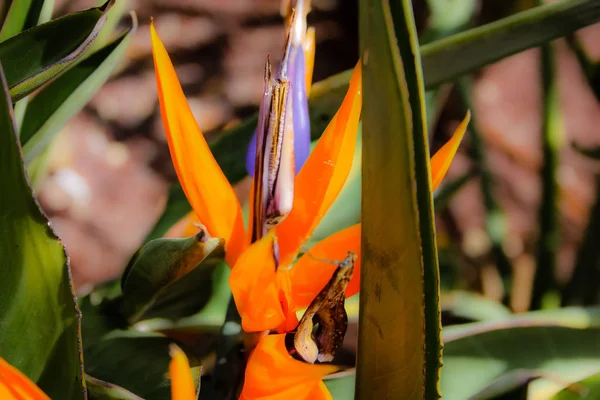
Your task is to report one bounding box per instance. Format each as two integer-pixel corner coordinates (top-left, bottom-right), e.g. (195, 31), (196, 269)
(304, 27), (315, 95)
(241, 334), (338, 400)
(275, 62), (362, 266)
(151, 22), (245, 266)
(169, 345), (196, 400)
(229, 232), (285, 332)
(430, 111), (471, 191)
(0, 358), (49, 400)
(309, 381), (334, 400)
(285, 224), (361, 310)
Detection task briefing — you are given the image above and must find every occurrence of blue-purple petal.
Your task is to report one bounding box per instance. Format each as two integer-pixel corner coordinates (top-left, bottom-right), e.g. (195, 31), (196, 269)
(291, 47), (310, 174)
(246, 45), (311, 177)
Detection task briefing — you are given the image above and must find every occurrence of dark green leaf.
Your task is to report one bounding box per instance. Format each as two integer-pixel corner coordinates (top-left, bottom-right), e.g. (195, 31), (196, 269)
(80, 296), (201, 400)
(0, 0), (113, 101)
(121, 234), (225, 323)
(358, 0), (441, 397)
(0, 62), (84, 399)
(21, 12), (136, 163)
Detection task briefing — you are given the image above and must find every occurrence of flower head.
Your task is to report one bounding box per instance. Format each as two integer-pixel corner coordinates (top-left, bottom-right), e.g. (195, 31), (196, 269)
(245, 1), (314, 177)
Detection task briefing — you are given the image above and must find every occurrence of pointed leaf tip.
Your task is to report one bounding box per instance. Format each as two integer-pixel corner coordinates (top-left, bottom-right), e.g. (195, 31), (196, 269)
(430, 110), (471, 191)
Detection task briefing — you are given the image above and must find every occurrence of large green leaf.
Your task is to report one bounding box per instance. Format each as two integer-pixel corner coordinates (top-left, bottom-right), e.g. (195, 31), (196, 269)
(0, 63), (84, 399)
(121, 235), (225, 324)
(358, 0), (441, 398)
(0, 0), (113, 102)
(21, 12), (136, 163)
(441, 307), (600, 399)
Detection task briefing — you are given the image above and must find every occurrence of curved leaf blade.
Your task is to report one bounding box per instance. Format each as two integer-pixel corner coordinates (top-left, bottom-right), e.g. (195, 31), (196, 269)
(21, 12), (136, 163)
(0, 0), (113, 102)
(0, 62), (84, 399)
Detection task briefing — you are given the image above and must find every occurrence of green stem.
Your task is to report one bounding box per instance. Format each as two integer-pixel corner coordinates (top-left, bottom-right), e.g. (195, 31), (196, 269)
(531, 40), (562, 310)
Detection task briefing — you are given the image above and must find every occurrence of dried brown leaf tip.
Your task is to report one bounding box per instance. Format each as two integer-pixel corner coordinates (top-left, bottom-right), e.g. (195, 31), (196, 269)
(293, 251), (357, 363)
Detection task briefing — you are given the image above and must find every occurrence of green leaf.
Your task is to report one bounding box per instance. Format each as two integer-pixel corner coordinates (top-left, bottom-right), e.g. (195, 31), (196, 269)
(324, 372), (356, 400)
(551, 373), (600, 399)
(441, 291), (513, 322)
(0, 0), (114, 102)
(422, 0), (600, 88)
(0, 0), (54, 41)
(21, 12), (136, 163)
(80, 296), (202, 400)
(358, 0), (441, 398)
(121, 234), (225, 323)
(86, 374), (144, 400)
(0, 63), (84, 399)
(441, 308), (600, 399)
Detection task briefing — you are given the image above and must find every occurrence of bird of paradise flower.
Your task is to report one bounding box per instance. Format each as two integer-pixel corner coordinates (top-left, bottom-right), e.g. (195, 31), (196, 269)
(150, 1), (470, 398)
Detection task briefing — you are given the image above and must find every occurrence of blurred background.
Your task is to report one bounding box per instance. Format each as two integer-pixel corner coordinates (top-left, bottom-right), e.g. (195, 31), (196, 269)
(34, 0), (600, 313)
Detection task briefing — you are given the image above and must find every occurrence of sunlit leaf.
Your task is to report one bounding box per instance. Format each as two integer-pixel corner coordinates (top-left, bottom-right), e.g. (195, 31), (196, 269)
(0, 63), (84, 399)
(0, 0), (113, 101)
(21, 12), (136, 163)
